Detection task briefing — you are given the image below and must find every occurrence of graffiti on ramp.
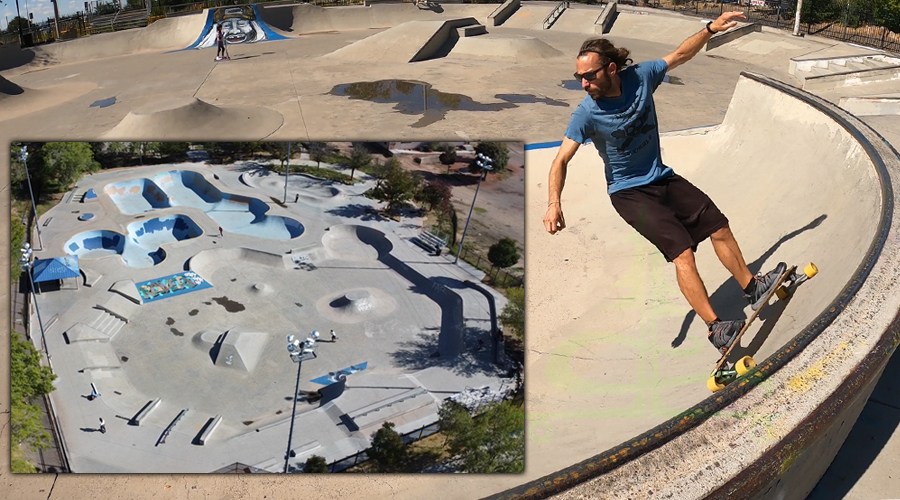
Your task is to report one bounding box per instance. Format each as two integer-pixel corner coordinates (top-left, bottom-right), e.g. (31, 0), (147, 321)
(189, 5), (286, 49)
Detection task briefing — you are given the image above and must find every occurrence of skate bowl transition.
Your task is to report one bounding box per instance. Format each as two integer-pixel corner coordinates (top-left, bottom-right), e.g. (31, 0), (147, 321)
(484, 73), (900, 500)
(105, 170), (304, 240)
(64, 215), (203, 268)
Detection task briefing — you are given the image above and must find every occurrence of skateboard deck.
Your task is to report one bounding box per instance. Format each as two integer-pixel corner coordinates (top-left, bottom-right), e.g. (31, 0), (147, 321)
(707, 262), (818, 392)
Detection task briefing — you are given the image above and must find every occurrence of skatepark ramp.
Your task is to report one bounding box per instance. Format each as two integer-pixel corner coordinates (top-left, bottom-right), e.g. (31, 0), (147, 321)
(321, 17), (482, 63)
(491, 73), (900, 499)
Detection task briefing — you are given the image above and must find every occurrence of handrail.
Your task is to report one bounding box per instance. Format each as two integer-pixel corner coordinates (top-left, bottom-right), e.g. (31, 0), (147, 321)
(542, 1), (567, 30)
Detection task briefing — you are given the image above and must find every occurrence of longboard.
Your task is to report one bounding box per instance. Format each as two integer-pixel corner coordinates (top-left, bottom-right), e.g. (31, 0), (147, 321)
(707, 262), (818, 392)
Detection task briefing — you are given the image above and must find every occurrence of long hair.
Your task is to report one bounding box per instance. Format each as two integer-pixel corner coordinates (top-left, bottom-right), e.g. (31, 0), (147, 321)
(578, 38), (632, 71)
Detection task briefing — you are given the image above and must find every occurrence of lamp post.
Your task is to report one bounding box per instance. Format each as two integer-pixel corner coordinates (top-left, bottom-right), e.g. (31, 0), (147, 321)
(283, 330), (319, 473)
(283, 142), (291, 204)
(455, 153), (492, 265)
(19, 243), (48, 360)
(19, 146), (43, 250)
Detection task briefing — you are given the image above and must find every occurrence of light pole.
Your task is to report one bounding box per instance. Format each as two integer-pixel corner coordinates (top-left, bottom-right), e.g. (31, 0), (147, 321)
(283, 330), (319, 473)
(19, 146), (43, 250)
(283, 142), (291, 204)
(455, 153), (492, 265)
(19, 243), (48, 360)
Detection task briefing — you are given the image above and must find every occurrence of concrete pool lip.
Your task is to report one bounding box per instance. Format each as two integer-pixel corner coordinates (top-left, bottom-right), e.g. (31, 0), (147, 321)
(64, 214), (204, 268)
(106, 169), (305, 240)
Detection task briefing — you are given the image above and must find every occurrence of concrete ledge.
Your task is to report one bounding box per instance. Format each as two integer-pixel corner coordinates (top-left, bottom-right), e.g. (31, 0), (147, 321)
(195, 415), (222, 445)
(706, 22), (762, 51)
(65, 323), (110, 343)
(838, 96), (900, 116)
(488, 0), (520, 27)
(802, 65), (900, 91)
(110, 279), (143, 305)
(130, 398), (161, 426)
(410, 17), (479, 62)
(595, 0), (617, 35)
(82, 267), (102, 287)
(456, 24), (487, 37)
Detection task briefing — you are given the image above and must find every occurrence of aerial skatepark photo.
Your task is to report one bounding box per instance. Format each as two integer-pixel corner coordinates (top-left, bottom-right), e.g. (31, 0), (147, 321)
(3, 0), (900, 498)
(17, 144), (520, 474)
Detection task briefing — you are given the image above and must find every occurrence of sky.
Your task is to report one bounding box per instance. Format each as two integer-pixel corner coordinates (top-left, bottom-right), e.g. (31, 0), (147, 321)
(1, 0), (85, 30)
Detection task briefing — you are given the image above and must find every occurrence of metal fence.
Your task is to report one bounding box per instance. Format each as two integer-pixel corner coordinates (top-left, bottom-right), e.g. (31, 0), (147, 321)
(323, 420), (443, 473)
(618, 0), (900, 53)
(159, 0), (363, 16)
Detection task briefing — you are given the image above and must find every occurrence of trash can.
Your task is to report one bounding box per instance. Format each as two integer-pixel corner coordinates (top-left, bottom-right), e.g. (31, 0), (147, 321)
(22, 33), (34, 47)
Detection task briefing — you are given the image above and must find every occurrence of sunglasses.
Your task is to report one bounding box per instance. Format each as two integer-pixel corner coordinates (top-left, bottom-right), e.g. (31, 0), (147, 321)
(574, 63), (610, 82)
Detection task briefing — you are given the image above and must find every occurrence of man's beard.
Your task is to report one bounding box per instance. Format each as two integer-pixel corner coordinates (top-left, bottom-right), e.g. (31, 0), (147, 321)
(587, 79), (611, 99)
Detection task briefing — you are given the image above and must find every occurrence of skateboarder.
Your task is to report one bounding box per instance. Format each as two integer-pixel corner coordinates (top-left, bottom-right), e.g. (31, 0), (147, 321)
(99, 417), (106, 434)
(543, 11), (787, 355)
(330, 329), (338, 342)
(216, 24), (228, 61)
(218, 226), (224, 237)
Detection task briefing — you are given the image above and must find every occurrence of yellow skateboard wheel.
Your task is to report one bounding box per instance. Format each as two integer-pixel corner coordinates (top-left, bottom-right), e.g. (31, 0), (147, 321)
(735, 356), (756, 376)
(708, 376), (725, 393)
(805, 262), (818, 278)
(776, 286), (789, 300)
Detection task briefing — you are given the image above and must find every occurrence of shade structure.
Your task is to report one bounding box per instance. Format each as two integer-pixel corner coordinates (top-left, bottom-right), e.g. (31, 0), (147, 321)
(32, 255), (80, 283)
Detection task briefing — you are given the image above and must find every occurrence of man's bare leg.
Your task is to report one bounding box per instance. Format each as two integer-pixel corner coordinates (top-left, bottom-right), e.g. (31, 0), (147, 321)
(709, 226), (754, 289)
(672, 248), (718, 324)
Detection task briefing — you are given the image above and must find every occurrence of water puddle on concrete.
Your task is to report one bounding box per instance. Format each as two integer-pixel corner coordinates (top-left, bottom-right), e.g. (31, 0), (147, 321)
(171, 328), (185, 337)
(166, 317), (175, 326)
(212, 296), (246, 312)
(90, 96), (116, 108)
(330, 80), (568, 127)
(189, 309), (199, 316)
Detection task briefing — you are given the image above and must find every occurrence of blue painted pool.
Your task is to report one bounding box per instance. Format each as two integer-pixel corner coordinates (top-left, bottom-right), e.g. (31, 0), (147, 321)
(65, 214), (204, 268)
(104, 170), (304, 240)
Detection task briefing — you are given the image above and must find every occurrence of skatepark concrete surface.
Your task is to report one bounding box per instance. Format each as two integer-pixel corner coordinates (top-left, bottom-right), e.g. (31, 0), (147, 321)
(24, 157), (513, 473)
(1, 1), (900, 499)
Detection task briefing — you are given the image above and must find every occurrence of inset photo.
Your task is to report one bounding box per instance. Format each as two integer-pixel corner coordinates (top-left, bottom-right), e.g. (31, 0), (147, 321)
(9, 141), (524, 474)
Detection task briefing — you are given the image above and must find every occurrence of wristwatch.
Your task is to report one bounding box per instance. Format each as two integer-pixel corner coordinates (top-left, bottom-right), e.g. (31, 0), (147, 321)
(706, 21), (716, 34)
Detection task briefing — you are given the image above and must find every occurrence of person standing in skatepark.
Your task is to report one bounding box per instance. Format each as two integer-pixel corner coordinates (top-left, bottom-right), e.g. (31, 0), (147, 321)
(543, 11), (786, 354)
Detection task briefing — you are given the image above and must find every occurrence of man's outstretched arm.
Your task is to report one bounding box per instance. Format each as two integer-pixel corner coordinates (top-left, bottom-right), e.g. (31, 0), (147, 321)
(544, 137), (580, 234)
(663, 11), (746, 71)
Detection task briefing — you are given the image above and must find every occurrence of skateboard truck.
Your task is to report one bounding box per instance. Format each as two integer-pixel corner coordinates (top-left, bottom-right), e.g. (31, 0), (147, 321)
(707, 262), (818, 393)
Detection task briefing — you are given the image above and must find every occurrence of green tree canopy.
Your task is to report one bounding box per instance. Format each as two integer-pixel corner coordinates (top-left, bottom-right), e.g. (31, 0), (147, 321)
(367, 158), (420, 217)
(438, 400), (524, 473)
(488, 238), (520, 268)
(303, 455), (328, 473)
(367, 422), (408, 472)
(308, 142), (330, 170)
(499, 287), (524, 340)
(474, 142), (510, 171)
(11, 335), (57, 454)
(416, 180), (452, 212)
(347, 143), (373, 181)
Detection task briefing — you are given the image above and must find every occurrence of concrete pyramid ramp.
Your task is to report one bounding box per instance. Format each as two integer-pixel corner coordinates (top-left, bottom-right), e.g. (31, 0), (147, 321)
(316, 287), (397, 324)
(322, 18), (479, 63)
(448, 34), (564, 62)
(1, 74), (96, 123)
(101, 97), (283, 140)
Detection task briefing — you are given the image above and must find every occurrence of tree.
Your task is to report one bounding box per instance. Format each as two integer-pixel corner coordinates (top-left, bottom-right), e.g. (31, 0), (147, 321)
(347, 143), (373, 181)
(11, 334), (57, 463)
(488, 238), (520, 268)
(416, 180), (451, 212)
(367, 422), (408, 472)
(474, 142), (510, 171)
(11, 213), (25, 282)
(439, 400), (524, 473)
(6, 17), (32, 35)
(157, 142), (190, 160)
(367, 158), (420, 218)
(439, 144), (457, 173)
(303, 455), (328, 473)
(308, 142), (329, 170)
(499, 287), (524, 340)
(40, 142), (101, 188)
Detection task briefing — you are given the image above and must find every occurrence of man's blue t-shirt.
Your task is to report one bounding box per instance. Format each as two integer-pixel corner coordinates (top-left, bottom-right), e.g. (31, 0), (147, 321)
(564, 59), (672, 195)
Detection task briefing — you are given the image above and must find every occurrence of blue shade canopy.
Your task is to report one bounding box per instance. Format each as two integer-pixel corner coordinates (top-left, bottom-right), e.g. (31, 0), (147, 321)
(32, 256), (80, 282)
(84, 189), (98, 200)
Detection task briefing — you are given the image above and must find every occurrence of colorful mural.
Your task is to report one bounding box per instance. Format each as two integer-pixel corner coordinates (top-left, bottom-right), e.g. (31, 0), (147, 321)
(135, 271), (212, 303)
(311, 362), (368, 386)
(192, 5), (286, 49)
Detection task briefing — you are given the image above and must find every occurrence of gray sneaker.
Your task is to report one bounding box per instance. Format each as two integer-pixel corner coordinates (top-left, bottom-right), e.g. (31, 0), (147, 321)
(708, 319), (746, 355)
(745, 262), (788, 311)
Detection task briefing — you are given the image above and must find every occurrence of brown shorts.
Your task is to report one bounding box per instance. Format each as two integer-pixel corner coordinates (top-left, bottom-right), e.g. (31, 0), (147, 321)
(609, 174), (729, 262)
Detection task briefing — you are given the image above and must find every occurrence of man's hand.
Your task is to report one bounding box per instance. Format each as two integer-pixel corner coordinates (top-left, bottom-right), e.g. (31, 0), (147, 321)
(710, 11), (746, 33)
(544, 203), (566, 234)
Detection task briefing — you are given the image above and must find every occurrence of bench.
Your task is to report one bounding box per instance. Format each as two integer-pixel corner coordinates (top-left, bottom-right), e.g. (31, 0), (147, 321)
(412, 231), (448, 256)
